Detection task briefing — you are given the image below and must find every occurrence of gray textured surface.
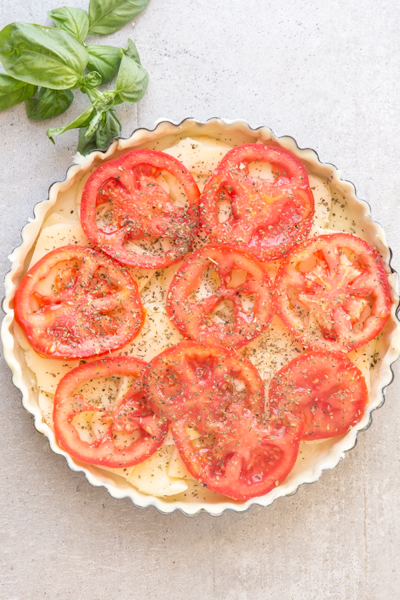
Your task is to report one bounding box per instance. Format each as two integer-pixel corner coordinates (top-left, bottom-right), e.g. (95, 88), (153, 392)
(1, 1), (400, 599)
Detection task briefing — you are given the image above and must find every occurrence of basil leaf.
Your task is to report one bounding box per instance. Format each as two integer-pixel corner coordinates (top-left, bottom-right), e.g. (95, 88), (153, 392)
(26, 88), (73, 121)
(0, 73), (36, 111)
(88, 0), (150, 35)
(77, 127), (97, 155)
(78, 108), (122, 155)
(115, 54), (148, 103)
(95, 108), (121, 148)
(47, 105), (94, 142)
(124, 38), (141, 64)
(87, 45), (123, 83)
(86, 38), (141, 84)
(0, 22), (89, 90)
(48, 7), (89, 42)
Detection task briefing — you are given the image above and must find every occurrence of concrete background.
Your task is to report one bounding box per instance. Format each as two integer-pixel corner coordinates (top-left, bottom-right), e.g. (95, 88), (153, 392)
(1, 1), (400, 598)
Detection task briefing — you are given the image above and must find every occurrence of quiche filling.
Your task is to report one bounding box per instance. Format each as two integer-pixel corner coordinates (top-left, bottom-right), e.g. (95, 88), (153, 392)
(12, 135), (390, 503)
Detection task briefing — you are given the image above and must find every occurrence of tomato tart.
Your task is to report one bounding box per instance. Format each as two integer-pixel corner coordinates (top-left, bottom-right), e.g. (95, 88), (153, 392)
(3, 119), (399, 516)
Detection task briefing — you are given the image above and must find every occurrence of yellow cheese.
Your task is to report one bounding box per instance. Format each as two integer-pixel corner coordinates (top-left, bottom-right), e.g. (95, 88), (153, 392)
(309, 174), (332, 228)
(29, 222), (88, 268)
(128, 444), (188, 496)
(163, 136), (231, 191)
(167, 446), (195, 480)
(115, 304), (183, 363)
(38, 390), (54, 427)
(25, 349), (78, 394)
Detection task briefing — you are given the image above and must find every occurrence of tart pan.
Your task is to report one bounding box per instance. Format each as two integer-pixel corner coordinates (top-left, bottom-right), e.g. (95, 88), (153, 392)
(3, 118), (400, 516)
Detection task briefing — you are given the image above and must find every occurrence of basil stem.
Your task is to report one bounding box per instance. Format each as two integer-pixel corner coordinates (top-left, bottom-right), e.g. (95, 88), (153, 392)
(46, 105), (95, 142)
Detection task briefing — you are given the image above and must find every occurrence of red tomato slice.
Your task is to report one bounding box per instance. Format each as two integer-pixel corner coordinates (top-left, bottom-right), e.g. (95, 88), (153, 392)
(172, 406), (304, 500)
(200, 144), (314, 262)
(274, 233), (391, 352)
(144, 341), (265, 424)
(268, 351), (368, 440)
(80, 149), (200, 269)
(14, 245), (144, 359)
(54, 357), (168, 468)
(166, 244), (274, 348)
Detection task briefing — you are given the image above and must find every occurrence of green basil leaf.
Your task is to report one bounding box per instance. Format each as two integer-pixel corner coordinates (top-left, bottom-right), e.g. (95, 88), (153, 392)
(48, 7), (89, 42)
(78, 108), (121, 155)
(88, 0), (150, 35)
(87, 45), (123, 83)
(95, 108), (121, 149)
(80, 70), (102, 91)
(0, 73), (37, 111)
(25, 88), (73, 121)
(0, 22), (89, 90)
(115, 54), (148, 103)
(77, 127), (97, 155)
(47, 105), (94, 142)
(124, 38), (141, 64)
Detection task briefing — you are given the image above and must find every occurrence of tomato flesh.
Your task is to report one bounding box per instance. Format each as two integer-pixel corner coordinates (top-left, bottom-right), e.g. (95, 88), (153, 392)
(166, 244), (274, 348)
(144, 341), (265, 424)
(80, 149), (200, 269)
(274, 233), (391, 352)
(268, 351), (368, 440)
(54, 357), (168, 468)
(172, 406), (304, 500)
(144, 340), (303, 500)
(200, 144), (314, 262)
(14, 245), (144, 359)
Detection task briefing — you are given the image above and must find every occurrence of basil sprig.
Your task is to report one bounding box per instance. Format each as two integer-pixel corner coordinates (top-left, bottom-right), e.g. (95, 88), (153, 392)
(0, 0), (150, 154)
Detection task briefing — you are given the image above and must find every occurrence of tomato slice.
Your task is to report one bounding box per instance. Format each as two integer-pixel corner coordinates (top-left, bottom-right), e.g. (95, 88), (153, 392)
(200, 144), (314, 262)
(166, 244), (274, 348)
(144, 341), (265, 424)
(144, 340), (301, 500)
(80, 149), (200, 269)
(268, 351), (368, 440)
(274, 233), (391, 352)
(172, 406), (304, 500)
(54, 357), (168, 468)
(14, 245), (144, 359)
